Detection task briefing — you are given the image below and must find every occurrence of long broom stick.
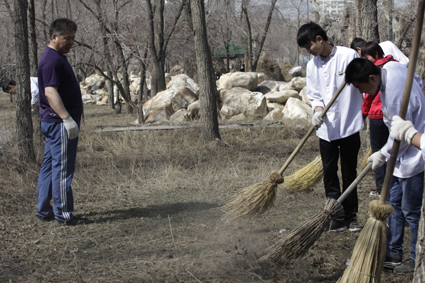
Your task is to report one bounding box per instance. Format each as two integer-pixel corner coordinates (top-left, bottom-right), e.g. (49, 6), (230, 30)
(338, 1), (425, 281)
(259, 163), (372, 264)
(221, 81), (347, 222)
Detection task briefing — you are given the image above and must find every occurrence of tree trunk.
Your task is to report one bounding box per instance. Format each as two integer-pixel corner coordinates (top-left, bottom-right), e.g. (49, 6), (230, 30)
(13, 0), (35, 162)
(28, 0), (42, 162)
(358, 0), (379, 41)
(413, 192), (425, 282)
(107, 71), (114, 110)
(190, 0), (221, 141)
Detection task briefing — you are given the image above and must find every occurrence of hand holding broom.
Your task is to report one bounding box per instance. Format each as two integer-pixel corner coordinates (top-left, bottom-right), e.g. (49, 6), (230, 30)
(221, 81), (347, 222)
(338, 1), (425, 281)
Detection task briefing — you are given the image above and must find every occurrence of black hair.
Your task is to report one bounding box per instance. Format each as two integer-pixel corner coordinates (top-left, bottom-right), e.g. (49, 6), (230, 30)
(350, 37), (366, 50)
(2, 80), (16, 92)
(345, 58), (381, 84)
(361, 41), (384, 59)
(49, 18), (77, 39)
(297, 22), (328, 47)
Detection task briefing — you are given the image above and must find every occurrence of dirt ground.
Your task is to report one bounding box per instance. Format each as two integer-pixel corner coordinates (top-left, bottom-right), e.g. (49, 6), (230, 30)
(0, 98), (415, 282)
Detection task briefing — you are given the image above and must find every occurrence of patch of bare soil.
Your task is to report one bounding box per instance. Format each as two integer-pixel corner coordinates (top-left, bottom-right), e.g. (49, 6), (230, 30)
(0, 101), (414, 282)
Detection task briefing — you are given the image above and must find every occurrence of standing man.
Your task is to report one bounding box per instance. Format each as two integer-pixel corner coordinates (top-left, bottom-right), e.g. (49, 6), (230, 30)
(36, 18), (88, 226)
(297, 22), (363, 232)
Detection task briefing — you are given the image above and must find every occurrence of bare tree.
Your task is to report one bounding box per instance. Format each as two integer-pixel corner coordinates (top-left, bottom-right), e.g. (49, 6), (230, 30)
(185, 0), (221, 141)
(13, 0), (35, 162)
(357, 0), (379, 41)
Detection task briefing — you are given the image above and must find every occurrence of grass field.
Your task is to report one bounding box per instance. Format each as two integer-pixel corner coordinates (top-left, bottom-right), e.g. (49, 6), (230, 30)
(0, 96), (414, 282)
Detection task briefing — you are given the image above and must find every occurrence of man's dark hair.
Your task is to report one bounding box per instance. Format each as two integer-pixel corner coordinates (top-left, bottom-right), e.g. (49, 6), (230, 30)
(297, 22), (328, 47)
(361, 41), (384, 59)
(345, 58), (381, 84)
(49, 18), (77, 39)
(2, 80), (16, 93)
(350, 37), (366, 50)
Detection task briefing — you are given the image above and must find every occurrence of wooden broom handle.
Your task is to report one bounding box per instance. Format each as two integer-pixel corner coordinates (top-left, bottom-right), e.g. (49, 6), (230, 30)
(379, 0), (425, 204)
(338, 163), (372, 204)
(278, 81), (347, 175)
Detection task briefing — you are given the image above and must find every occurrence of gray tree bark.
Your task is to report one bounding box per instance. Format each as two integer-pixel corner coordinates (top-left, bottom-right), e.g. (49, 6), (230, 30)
(189, 0), (221, 141)
(358, 0), (380, 41)
(13, 0), (35, 162)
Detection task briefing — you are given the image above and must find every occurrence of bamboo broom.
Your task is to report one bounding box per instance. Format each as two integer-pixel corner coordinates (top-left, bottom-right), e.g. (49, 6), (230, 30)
(338, 2), (424, 282)
(259, 163), (372, 264)
(282, 155), (323, 192)
(221, 81), (347, 222)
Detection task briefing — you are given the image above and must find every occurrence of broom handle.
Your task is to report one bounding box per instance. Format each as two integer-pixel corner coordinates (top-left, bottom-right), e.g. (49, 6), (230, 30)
(379, 0), (425, 204)
(278, 81), (347, 175)
(337, 163), (372, 204)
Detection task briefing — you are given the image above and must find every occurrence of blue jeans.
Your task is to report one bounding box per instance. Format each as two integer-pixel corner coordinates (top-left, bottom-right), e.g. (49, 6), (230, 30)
(369, 119), (389, 194)
(386, 171), (424, 261)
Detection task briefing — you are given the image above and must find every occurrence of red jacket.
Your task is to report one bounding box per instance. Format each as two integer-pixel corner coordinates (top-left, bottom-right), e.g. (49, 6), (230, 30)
(362, 55), (398, 119)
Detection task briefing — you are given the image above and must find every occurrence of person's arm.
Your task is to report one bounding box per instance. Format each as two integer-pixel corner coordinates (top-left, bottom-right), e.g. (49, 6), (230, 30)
(411, 133), (422, 149)
(44, 86), (70, 119)
(45, 86), (79, 139)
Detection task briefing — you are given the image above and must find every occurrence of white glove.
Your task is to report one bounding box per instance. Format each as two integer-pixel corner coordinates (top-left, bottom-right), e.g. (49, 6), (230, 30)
(312, 111), (324, 129)
(367, 151), (386, 170)
(390, 115), (418, 144)
(63, 116), (79, 139)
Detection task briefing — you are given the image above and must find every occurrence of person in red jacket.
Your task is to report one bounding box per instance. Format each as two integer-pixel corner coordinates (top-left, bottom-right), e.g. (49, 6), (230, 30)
(359, 41), (398, 196)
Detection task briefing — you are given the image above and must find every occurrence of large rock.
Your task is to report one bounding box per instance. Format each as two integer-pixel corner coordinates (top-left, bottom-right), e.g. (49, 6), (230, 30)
(169, 109), (189, 125)
(282, 97), (312, 121)
(257, 52), (284, 81)
(265, 89), (299, 104)
(219, 87), (267, 119)
(169, 65), (184, 76)
(187, 100), (201, 119)
(289, 77), (307, 92)
(218, 72), (232, 89)
(170, 86), (198, 112)
(227, 72), (258, 91)
(299, 86), (310, 106)
(167, 74), (199, 94)
(263, 108), (284, 121)
(256, 72), (269, 84)
(143, 88), (175, 123)
(256, 80), (280, 94)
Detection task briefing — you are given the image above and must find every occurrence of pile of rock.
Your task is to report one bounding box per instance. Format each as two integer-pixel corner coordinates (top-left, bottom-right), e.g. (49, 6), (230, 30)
(78, 71), (312, 125)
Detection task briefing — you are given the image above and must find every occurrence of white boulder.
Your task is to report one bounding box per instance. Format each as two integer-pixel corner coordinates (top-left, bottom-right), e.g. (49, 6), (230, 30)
(282, 97), (312, 121)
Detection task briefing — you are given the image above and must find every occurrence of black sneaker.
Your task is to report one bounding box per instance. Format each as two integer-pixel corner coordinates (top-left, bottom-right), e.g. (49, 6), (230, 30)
(56, 216), (89, 226)
(348, 218), (363, 232)
(326, 219), (347, 233)
(36, 214), (55, 222)
(384, 256), (402, 270)
(394, 258), (415, 273)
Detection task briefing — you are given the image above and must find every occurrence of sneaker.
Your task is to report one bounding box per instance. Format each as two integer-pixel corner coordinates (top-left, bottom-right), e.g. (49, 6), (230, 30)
(394, 258), (415, 273)
(36, 214), (55, 222)
(348, 218), (363, 232)
(384, 256), (402, 269)
(56, 216), (89, 226)
(370, 191), (380, 197)
(326, 219), (347, 233)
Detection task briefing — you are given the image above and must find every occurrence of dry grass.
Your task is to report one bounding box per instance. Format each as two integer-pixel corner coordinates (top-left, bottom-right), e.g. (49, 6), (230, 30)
(0, 97), (414, 282)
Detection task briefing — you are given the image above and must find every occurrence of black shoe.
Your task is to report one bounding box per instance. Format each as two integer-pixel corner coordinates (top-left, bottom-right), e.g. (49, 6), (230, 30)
(384, 256), (402, 269)
(348, 218), (363, 232)
(36, 214), (55, 222)
(394, 258), (415, 273)
(326, 219), (347, 233)
(56, 216), (89, 226)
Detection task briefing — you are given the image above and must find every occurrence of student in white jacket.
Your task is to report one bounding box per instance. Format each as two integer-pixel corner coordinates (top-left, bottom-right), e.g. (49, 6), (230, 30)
(345, 58), (425, 273)
(297, 22), (363, 233)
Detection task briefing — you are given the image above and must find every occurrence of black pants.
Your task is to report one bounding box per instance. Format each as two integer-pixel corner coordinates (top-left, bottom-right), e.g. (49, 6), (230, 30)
(319, 132), (360, 222)
(369, 118), (389, 194)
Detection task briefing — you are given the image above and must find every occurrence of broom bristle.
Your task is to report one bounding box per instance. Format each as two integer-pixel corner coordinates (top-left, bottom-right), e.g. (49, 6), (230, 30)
(259, 198), (344, 265)
(338, 200), (394, 283)
(360, 147), (372, 171)
(221, 172), (283, 222)
(282, 156), (323, 192)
